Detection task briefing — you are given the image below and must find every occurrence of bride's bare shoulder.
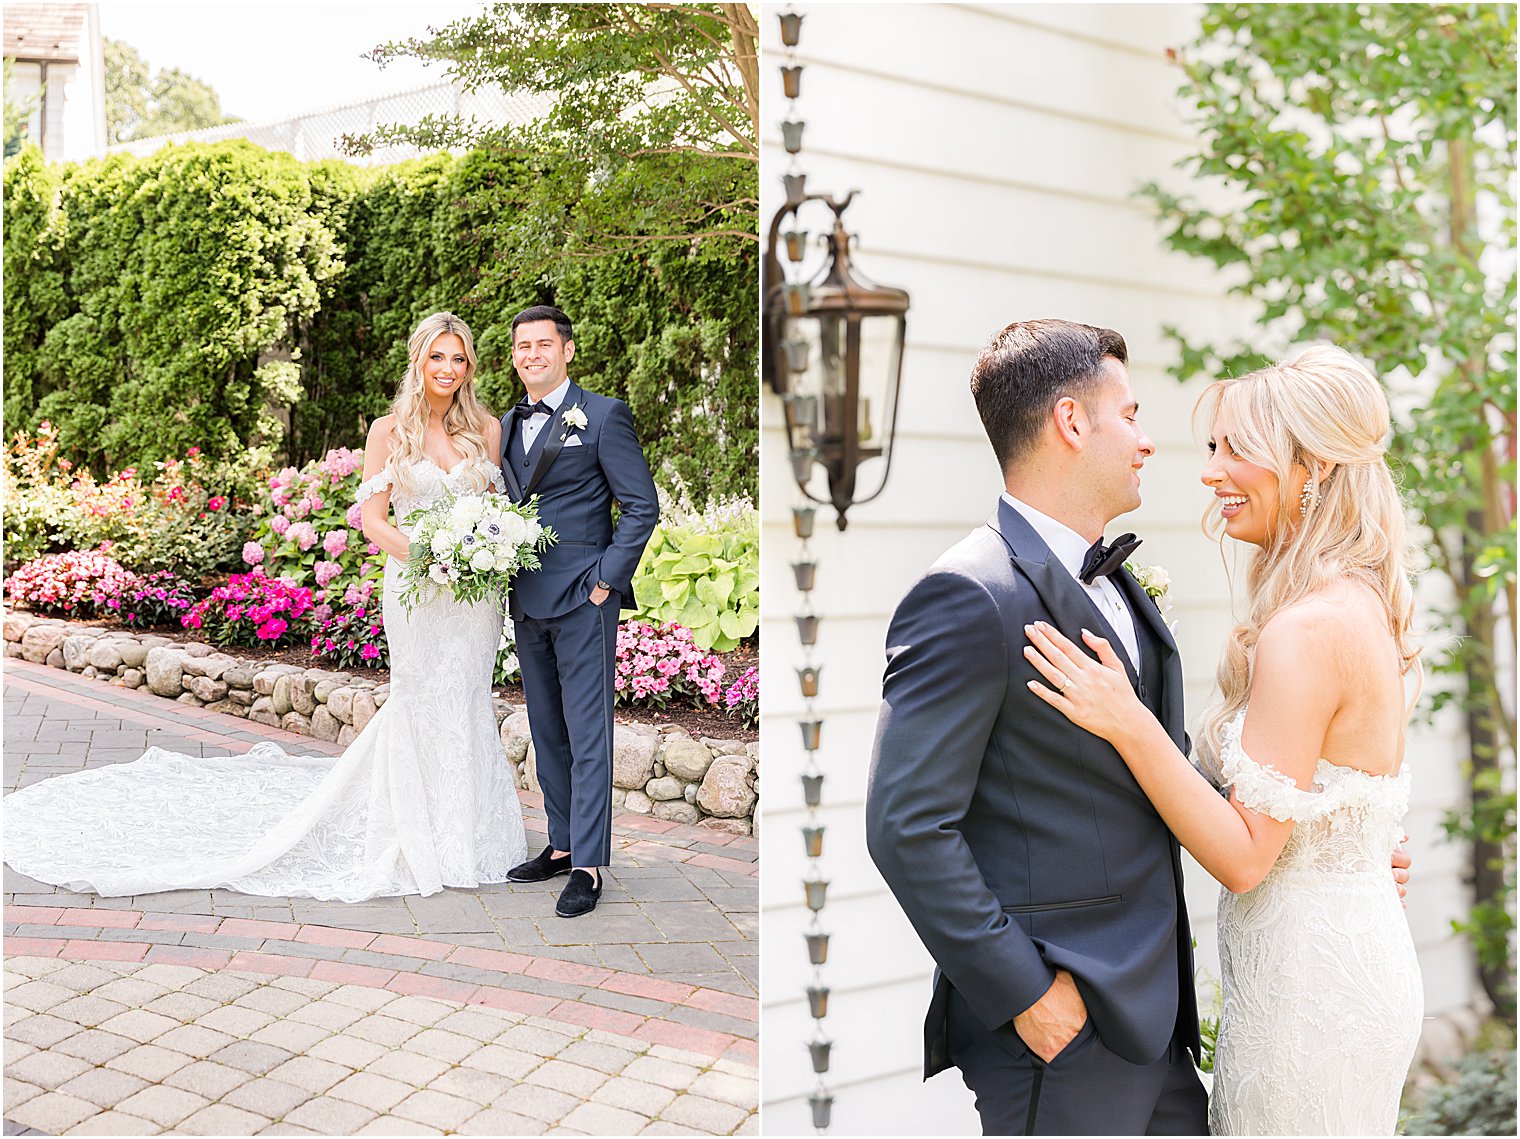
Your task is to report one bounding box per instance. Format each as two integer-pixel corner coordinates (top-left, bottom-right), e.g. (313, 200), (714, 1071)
(1260, 579), (1395, 669)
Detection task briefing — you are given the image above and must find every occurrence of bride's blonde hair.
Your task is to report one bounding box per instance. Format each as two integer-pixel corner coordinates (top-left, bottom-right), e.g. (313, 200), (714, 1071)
(386, 312), (493, 498)
(1194, 344), (1421, 770)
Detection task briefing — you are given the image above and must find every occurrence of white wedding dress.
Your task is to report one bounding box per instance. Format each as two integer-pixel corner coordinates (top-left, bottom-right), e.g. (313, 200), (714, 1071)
(1208, 708), (1423, 1136)
(4, 457), (526, 903)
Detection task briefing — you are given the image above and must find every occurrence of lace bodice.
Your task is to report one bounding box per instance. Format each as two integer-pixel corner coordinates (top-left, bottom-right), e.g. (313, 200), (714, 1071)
(1219, 709), (1411, 878)
(356, 458), (505, 524)
(1210, 706), (1421, 1135)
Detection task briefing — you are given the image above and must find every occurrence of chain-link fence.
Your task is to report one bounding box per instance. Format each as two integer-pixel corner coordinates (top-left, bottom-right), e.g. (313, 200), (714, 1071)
(109, 80), (552, 164)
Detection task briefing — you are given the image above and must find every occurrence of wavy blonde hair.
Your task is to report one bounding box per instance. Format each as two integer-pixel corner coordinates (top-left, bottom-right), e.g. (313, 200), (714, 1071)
(386, 312), (493, 498)
(1194, 344), (1421, 772)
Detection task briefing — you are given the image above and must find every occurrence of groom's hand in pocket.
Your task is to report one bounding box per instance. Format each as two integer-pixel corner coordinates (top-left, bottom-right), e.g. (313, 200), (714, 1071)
(1013, 968), (1088, 1063)
(589, 586), (610, 607)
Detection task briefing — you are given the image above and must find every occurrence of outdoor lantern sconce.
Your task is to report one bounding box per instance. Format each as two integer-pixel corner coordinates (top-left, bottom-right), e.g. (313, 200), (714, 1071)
(764, 192), (909, 531)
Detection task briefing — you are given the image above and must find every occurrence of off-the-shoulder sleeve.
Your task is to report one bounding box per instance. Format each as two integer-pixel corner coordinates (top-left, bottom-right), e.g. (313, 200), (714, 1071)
(485, 465), (505, 493)
(1219, 712), (1321, 822)
(355, 467), (392, 506)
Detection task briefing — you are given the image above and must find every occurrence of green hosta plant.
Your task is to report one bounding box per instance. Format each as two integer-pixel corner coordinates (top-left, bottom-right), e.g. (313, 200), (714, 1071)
(631, 491), (758, 652)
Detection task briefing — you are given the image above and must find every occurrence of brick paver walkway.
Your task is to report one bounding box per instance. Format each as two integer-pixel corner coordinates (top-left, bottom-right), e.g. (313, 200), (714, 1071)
(3, 659), (757, 1136)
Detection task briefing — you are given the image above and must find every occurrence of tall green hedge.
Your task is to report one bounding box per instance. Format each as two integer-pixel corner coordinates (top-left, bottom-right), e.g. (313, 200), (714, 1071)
(3, 142), (757, 505)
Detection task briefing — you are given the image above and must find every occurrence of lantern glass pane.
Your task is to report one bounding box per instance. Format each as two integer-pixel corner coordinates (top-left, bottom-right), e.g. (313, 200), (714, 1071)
(785, 313), (848, 444)
(857, 314), (903, 453)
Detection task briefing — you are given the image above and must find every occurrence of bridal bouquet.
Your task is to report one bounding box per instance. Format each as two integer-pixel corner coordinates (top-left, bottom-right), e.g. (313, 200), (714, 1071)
(398, 492), (555, 611)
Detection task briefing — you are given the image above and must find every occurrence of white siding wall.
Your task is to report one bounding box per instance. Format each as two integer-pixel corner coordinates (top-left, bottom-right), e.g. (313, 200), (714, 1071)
(758, 5), (1476, 1134)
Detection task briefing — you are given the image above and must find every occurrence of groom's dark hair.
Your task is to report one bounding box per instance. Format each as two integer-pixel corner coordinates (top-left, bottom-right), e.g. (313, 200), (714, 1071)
(511, 304), (574, 344)
(970, 318), (1128, 470)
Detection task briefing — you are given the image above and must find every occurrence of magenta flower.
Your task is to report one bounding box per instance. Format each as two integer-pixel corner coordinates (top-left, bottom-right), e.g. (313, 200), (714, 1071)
(256, 618), (287, 640)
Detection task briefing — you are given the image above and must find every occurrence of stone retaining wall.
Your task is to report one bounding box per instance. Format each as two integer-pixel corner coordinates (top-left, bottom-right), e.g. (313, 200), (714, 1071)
(3, 611), (758, 835)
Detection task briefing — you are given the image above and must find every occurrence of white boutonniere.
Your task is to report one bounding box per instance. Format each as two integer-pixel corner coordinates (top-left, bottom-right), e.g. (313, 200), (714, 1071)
(559, 404), (588, 441)
(1125, 561), (1171, 617)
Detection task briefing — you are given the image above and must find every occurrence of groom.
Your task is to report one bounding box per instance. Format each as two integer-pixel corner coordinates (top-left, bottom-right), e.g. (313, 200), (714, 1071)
(500, 305), (658, 918)
(867, 320), (1413, 1133)
(865, 320), (1208, 1134)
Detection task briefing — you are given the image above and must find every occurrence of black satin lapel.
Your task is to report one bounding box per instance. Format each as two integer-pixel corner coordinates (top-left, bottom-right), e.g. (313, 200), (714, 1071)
(523, 384), (582, 497)
(500, 414), (524, 500)
(1011, 553), (1141, 690)
(990, 500), (1139, 689)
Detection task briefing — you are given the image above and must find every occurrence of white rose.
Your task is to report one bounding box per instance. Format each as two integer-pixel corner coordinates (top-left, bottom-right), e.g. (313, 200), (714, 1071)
(430, 531), (454, 557)
(428, 562), (449, 584)
(447, 565), (461, 582)
(499, 512), (528, 546)
(470, 547), (496, 572)
(494, 551), (515, 572)
(452, 496), (485, 523)
(525, 519), (543, 543)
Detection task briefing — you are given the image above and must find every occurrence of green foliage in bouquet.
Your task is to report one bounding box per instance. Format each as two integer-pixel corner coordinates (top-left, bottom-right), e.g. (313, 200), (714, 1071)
(631, 487), (758, 653)
(398, 491), (555, 612)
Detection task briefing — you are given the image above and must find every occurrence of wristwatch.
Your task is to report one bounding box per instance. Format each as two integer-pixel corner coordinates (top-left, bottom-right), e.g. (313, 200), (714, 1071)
(595, 580), (612, 592)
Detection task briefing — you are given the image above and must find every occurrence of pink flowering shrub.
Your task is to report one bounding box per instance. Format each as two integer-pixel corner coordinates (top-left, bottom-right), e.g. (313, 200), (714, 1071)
(181, 570), (313, 648)
(613, 621), (726, 710)
(3, 424), (257, 576)
(248, 448), (382, 601)
(4, 550), (135, 616)
(92, 569), (200, 628)
(723, 666), (758, 728)
(309, 580), (388, 670)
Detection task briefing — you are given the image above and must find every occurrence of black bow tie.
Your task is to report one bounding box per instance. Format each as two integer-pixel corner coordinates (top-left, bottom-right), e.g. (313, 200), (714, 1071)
(1079, 533), (1142, 584)
(515, 399), (554, 419)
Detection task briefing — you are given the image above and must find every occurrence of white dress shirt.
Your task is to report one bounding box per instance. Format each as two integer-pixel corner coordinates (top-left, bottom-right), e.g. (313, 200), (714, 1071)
(1001, 493), (1140, 671)
(520, 378), (571, 452)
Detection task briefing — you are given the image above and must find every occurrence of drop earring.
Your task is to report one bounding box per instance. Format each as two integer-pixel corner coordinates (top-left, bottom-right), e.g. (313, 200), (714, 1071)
(1299, 477), (1320, 518)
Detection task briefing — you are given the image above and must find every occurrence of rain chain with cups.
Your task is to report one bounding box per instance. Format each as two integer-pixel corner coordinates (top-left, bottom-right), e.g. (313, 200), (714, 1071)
(777, 8), (834, 1132)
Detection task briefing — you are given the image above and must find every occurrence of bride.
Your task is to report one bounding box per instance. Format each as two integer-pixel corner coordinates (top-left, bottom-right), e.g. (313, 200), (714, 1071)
(1024, 345), (1423, 1135)
(4, 312), (527, 902)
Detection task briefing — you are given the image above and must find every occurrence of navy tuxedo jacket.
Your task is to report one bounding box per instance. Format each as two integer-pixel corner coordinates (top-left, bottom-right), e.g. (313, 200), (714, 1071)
(499, 383), (658, 620)
(865, 497), (1199, 1077)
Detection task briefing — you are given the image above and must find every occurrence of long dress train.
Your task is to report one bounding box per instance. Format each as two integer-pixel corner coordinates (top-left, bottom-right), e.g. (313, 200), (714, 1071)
(3, 458), (526, 903)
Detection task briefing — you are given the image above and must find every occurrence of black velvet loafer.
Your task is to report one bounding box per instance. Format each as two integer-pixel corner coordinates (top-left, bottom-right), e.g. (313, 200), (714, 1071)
(555, 869), (602, 918)
(507, 845), (573, 883)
